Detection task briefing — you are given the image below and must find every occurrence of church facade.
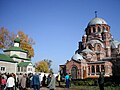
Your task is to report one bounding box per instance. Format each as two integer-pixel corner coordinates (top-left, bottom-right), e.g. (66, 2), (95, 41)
(60, 16), (120, 79)
(0, 37), (35, 74)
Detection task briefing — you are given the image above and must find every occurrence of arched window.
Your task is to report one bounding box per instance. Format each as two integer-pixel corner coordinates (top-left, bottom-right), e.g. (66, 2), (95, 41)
(92, 65), (95, 74)
(102, 26), (105, 32)
(18, 67), (20, 72)
(98, 26), (101, 32)
(89, 29), (91, 34)
(93, 27), (96, 33)
(101, 65), (105, 71)
(88, 66), (90, 75)
(88, 44), (92, 50)
(101, 32), (104, 40)
(106, 27), (108, 31)
(96, 65), (100, 75)
(71, 66), (78, 79)
(97, 44), (101, 51)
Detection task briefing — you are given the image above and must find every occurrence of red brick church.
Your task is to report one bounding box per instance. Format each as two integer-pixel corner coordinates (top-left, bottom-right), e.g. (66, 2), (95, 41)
(60, 16), (120, 79)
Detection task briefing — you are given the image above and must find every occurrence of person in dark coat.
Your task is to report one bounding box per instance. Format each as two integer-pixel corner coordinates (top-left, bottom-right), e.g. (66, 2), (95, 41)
(98, 70), (104, 90)
(32, 73), (40, 90)
(47, 74), (51, 86)
(42, 74), (46, 87)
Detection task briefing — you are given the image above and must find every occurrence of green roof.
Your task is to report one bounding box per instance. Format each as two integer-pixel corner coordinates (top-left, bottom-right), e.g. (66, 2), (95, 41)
(10, 54), (19, 58)
(10, 54), (31, 60)
(0, 54), (16, 63)
(17, 62), (32, 67)
(14, 37), (20, 43)
(4, 46), (27, 53)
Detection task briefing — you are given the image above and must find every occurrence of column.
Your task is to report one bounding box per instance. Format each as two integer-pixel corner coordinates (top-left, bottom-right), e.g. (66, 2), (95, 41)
(90, 65), (91, 76)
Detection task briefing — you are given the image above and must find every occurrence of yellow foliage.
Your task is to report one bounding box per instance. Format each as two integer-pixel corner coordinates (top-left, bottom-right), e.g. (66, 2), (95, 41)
(17, 31), (35, 58)
(35, 61), (49, 73)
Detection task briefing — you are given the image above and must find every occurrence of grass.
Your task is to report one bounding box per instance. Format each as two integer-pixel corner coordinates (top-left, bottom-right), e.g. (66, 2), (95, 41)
(71, 85), (120, 90)
(56, 82), (120, 90)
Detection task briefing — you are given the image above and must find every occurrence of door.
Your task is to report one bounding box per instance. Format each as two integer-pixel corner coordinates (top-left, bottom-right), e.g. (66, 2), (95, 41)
(71, 66), (78, 79)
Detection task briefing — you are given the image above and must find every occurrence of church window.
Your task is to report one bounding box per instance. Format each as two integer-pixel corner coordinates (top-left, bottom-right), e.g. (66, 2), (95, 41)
(102, 26), (105, 32)
(101, 65), (105, 71)
(101, 32), (104, 40)
(1, 66), (5, 71)
(93, 27), (96, 33)
(96, 65), (100, 75)
(18, 67), (20, 72)
(24, 67), (27, 72)
(98, 26), (101, 32)
(88, 66), (90, 75)
(28, 68), (32, 71)
(88, 44), (92, 50)
(88, 29), (91, 34)
(97, 44), (101, 51)
(21, 67), (23, 72)
(91, 65), (95, 75)
(106, 27), (108, 31)
(71, 66), (78, 79)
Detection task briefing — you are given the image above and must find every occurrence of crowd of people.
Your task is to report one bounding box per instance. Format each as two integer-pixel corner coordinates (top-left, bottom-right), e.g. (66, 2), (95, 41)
(0, 72), (57, 90)
(0, 72), (72, 90)
(0, 71), (105, 90)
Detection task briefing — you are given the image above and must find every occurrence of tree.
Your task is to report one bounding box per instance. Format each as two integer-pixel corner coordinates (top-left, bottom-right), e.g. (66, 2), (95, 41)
(0, 27), (35, 58)
(17, 31), (35, 58)
(35, 59), (53, 73)
(43, 59), (53, 73)
(35, 60), (49, 73)
(43, 59), (52, 69)
(0, 27), (15, 50)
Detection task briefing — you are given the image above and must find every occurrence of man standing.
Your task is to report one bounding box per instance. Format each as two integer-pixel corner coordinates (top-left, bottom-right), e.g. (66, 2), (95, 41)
(32, 73), (40, 90)
(98, 70), (104, 90)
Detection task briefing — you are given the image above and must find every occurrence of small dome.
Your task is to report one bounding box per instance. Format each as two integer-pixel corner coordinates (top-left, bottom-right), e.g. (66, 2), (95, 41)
(88, 17), (107, 26)
(111, 40), (120, 49)
(72, 53), (83, 60)
(14, 37), (20, 43)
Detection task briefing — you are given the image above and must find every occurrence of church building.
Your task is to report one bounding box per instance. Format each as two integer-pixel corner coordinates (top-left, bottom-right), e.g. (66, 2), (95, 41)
(0, 37), (35, 74)
(60, 16), (120, 79)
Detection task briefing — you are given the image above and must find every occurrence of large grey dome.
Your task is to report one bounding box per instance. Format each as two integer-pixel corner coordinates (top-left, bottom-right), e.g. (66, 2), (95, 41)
(72, 53), (83, 60)
(88, 17), (107, 26)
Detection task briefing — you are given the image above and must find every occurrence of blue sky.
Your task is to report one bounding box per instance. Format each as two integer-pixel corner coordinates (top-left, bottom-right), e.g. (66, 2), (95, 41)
(0, 0), (120, 73)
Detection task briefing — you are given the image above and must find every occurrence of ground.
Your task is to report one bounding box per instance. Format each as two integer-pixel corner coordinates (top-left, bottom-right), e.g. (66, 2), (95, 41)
(26, 86), (120, 90)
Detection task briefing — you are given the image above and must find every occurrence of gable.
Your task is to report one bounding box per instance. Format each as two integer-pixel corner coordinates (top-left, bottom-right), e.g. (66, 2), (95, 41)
(17, 62), (33, 67)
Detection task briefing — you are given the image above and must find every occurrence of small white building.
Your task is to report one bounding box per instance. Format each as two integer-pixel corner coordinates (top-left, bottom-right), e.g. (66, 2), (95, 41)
(0, 37), (35, 74)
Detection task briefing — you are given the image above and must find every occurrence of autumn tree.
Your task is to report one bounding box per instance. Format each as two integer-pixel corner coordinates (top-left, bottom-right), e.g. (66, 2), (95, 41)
(0, 27), (35, 58)
(43, 59), (52, 69)
(0, 27), (15, 50)
(17, 31), (35, 58)
(35, 60), (49, 73)
(35, 59), (53, 73)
